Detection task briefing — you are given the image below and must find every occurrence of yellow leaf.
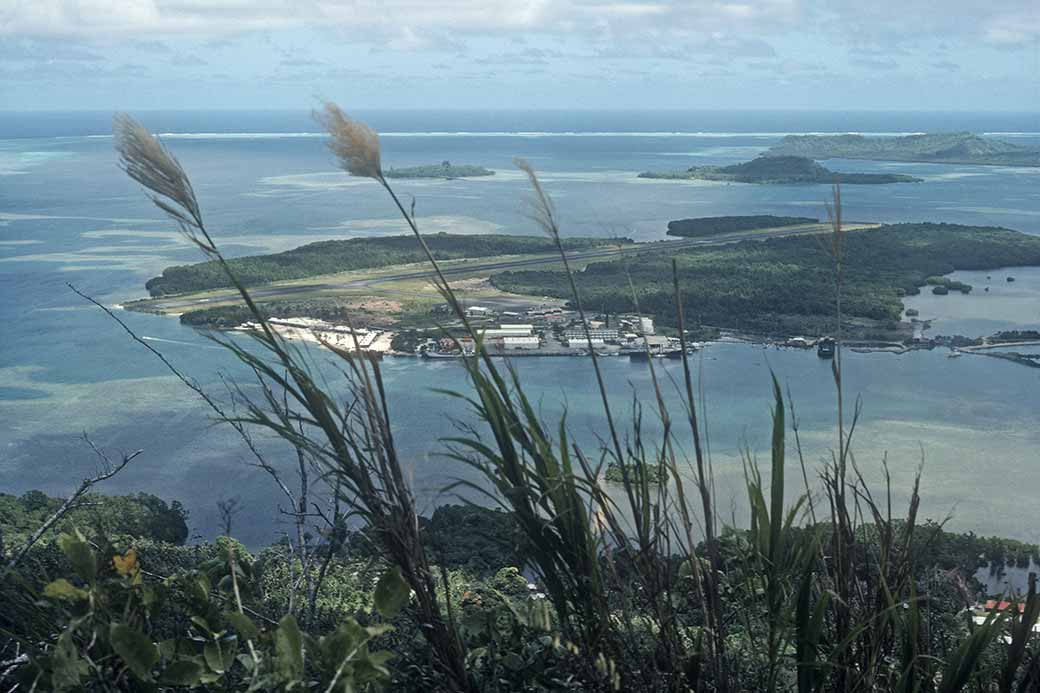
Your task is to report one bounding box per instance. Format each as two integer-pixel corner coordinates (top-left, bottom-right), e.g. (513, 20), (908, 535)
(44, 578), (88, 601)
(113, 549), (140, 579)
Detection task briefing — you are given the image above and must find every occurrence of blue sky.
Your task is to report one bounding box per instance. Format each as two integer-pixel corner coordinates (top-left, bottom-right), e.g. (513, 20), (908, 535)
(0, 1), (1037, 111)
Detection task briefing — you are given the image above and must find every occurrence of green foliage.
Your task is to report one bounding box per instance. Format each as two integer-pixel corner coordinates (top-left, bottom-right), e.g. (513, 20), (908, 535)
(374, 565), (410, 617)
(180, 296), (404, 328)
(603, 460), (664, 484)
(665, 215), (819, 238)
(424, 504), (519, 573)
(992, 330), (1040, 343)
(910, 521), (1040, 575)
(109, 623), (160, 680)
(927, 275), (973, 293)
(145, 233), (625, 296)
(9, 529), (393, 692)
(0, 490), (189, 549)
(492, 223), (1040, 336)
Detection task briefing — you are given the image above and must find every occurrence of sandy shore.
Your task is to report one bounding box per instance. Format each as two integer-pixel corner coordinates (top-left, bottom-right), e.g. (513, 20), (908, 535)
(237, 317), (395, 353)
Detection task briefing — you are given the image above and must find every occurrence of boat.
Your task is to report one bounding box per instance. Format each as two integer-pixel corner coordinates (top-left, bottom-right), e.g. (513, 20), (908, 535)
(948, 351), (962, 358)
(817, 337), (836, 359)
(419, 344), (465, 359)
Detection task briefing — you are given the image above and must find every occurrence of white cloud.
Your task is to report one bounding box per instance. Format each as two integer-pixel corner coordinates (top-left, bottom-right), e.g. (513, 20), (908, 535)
(0, 0), (800, 39)
(809, 0), (1040, 47)
(983, 11), (1040, 46)
(4, 0), (1033, 53)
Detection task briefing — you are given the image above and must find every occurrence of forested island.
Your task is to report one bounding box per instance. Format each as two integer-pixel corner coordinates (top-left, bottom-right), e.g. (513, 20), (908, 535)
(666, 215), (818, 238)
(138, 220), (1040, 341)
(640, 155), (922, 184)
(766, 132), (1040, 166)
(492, 222), (1040, 338)
(143, 233), (622, 296)
(384, 161), (494, 178)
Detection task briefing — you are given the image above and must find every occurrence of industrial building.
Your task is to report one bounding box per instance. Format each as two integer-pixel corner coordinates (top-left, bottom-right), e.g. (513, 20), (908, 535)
(563, 328), (619, 343)
(502, 336), (541, 350)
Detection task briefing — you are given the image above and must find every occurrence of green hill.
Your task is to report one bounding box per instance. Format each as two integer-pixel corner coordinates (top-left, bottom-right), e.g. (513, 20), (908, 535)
(766, 132), (1040, 166)
(640, 155), (921, 183)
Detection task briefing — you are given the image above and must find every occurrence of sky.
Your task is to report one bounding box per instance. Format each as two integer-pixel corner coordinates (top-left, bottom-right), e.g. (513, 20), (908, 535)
(0, 1), (1038, 111)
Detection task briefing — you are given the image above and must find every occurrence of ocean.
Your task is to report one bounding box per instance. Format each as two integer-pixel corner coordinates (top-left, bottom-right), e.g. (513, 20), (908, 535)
(2, 109), (1039, 545)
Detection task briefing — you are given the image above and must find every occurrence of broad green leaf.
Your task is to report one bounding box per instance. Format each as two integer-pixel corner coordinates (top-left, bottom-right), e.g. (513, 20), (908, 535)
(198, 668), (223, 685)
(43, 578), (88, 602)
(110, 623), (159, 681)
(158, 659), (203, 686)
(275, 615), (305, 681)
(365, 623), (393, 638)
(203, 641), (227, 673)
(158, 638), (195, 659)
(503, 652), (526, 671)
(373, 565), (410, 618)
(190, 615), (212, 633)
(51, 631), (88, 692)
(57, 531), (96, 584)
(224, 611), (259, 641)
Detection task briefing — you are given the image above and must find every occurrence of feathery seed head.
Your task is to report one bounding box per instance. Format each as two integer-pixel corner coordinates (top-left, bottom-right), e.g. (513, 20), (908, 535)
(316, 102), (382, 180)
(113, 113), (203, 232)
(514, 157), (559, 240)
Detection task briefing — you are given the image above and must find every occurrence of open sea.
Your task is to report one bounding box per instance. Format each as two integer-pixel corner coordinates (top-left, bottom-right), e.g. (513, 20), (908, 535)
(2, 109), (1040, 545)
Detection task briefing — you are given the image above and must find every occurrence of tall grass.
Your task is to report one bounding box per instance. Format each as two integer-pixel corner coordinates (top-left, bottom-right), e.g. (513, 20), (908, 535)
(99, 107), (1038, 692)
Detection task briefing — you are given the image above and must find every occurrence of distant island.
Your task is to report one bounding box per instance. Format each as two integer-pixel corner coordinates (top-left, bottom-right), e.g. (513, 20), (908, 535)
(666, 215), (819, 238)
(141, 233), (622, 297)
(492, 222), (1040, 340)
(766, 132), (1040, 167)
(639, 155), (922, 184)
(127, 218), (1040, 345)
(384, 161), (495, 179)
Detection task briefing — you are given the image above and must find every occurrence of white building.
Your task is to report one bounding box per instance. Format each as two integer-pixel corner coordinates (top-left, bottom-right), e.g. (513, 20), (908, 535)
(480, 324), (534, 339)
(639, 317), (655, 335)
(565, 336), (608, 348)
(466, 306), (490, 317)
(502, 336), (541, 350)
(564, 328), (619, 342)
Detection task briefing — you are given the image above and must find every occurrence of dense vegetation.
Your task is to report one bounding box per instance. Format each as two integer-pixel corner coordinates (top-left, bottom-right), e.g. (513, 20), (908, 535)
(666, 214), (818, 238)
(992, 330), (1040, 342)
(384, 161), (494, 178)
(640, 155), (922, 184)
(766, 132), (1040, 166)
(144, 234), (623, 296)
(492, 223), (1040, 337)
(926, 276), (973, 294)
(0, 491), (189, 548)
(3, 492), (1039, 692)
(179, 299), (384, 329)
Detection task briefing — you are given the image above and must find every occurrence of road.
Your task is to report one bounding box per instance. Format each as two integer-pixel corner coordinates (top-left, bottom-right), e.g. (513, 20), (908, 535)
(957, 340), (1040, 352)
(135, 223), (865, 313)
